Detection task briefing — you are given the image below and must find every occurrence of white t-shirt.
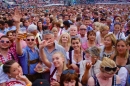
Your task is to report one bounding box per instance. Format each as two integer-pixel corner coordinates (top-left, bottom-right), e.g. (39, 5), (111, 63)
(0, 65), (8, 83)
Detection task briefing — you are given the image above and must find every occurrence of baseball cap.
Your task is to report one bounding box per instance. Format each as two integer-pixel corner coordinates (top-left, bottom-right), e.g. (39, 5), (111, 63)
(32, 79), (50, 86)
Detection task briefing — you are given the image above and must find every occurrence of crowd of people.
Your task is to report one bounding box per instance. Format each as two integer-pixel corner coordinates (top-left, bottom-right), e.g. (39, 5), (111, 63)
(0, 4), (130, 86)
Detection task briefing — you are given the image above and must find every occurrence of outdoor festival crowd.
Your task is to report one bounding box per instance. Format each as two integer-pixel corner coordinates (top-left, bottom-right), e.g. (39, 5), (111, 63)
(0, 4), (130, 86)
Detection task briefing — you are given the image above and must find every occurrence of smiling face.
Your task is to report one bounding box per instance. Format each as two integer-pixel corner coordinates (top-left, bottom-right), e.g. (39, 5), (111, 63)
(69, 26), (77, 36)
(114, 24), (121, 33)
(116, 40), (127, 55)
(61, 34), (69, 43)
(8, 62), (23, 78)
(71, 39), (81, 51)
(52, 53), (64, 68)
(0, 37), (10, 49)
(87, 32), (96, 41)
(26, 36), (36, 48)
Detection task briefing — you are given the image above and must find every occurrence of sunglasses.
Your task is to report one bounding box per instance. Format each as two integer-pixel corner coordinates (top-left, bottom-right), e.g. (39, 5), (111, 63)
(0, 40), (10, 43)
(62, 69), (75, 74)
(102, 67), (117, 72)
(80, 28), (86, 30)
(26, 39), (35, 41)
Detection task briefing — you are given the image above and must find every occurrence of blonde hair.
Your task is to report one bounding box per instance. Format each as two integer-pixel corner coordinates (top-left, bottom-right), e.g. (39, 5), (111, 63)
(99, 24), (109, 33)
(52, 27), (58, 32)
(58, 33), (71, 47)
(93, 22), (102, 31)
(100, 57), (116, 74)
(104, 33), (116, 46)
(53, 52), (68, 70)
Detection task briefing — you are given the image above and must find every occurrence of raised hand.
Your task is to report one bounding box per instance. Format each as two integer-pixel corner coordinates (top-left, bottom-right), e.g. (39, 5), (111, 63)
(86, 62), (92, 70)
(39, 40), (53, 49)
(13, 8), (22, 23)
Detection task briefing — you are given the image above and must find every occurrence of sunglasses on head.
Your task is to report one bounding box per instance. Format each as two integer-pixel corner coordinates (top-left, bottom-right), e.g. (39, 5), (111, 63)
(26, 39), (35, 41)
(62, 69), (75, 74)
(102, 67), (117, 72)
(0, 40), (10, 43)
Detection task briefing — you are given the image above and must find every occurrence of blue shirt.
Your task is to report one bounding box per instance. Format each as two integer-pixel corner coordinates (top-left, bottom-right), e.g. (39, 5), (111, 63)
(43, 42), (67, 63)
(18, 46), (39, 75)
(0, 29), (8, 35)
(109, 23), (114, 32)
(7, 26), (16, 31)
(86, 26), (93, 32)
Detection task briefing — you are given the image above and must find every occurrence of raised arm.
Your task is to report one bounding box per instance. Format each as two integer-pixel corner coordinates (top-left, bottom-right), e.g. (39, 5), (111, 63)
(81, 62), (92, 85)
(39, 40), (52, 68)
(13, 9), (23, 56)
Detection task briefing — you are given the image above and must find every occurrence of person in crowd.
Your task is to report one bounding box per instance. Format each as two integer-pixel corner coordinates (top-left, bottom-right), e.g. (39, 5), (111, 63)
(62, 21), (70, 33)
(3, 60), (32, 86)
(67, 36), (85, 72)
(39, 40), (67, 85)
(80, 46), (101, 85)
(0, 35), (18, 64)
(44, 17), (52, 30)
(27, 24), (42, 48)
(52, 27), (59, 42)
(106, 17), (114, 32)
(100, 33), (116, 60)
(126, 35), (130, 53)
(125, 20), (130, 37)
(78, 25), (87, 50)
(20, 19), (30, 31)
(54, 22), (62, 37)
(58, 33), (71, 52)
(111, 39), (130, 67)
(82, 30), (96, 50)
(0, 20), (7, 35)
(7, 20), (16, 31)
(88, 57), (121, 86)
(38, 30), (67, 80)
(60, 69), (82, 86)
(37, 20), (45, 39)
(113, 22), (126, 40)
(96, 24), (111, 46)
(83, 17), (93, 32)
(69, 25), (78, 37)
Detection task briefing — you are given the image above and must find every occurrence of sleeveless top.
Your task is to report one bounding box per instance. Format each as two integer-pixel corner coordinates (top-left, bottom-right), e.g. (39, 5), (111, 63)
(92, 74), (121, 86)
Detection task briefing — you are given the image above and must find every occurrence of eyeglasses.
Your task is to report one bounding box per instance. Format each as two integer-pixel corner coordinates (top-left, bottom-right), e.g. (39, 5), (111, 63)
(26, 39), (35, 41)
(0, 40), (10, 43)
(62, 69), (75, 74)
(102, 67), (117, 72)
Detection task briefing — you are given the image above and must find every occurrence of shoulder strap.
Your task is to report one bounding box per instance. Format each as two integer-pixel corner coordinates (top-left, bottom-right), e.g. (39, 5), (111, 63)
(50, 67), (57, 78)
(69, 51), (72, 64)
(27, 49), (30, 75)
(92, 75), (100, 86)
(83, 52), (85, 60)
(112, 74), (116, 86)
(118, 32), (121, 39)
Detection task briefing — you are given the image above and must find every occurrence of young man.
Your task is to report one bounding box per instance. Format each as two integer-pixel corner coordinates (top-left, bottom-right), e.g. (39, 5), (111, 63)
(16, 33), (42, 82)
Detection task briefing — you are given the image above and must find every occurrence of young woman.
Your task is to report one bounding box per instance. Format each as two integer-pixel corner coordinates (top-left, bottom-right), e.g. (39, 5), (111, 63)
(58, 33), (71, 52)
(100, 33), (116, 60)
(3, 60), (32, 86)
(113, 22), (126, 40)
(39, 40), (68, 85)
(67, 36), (85, 72)
(37, 21), (45, 39)
(88, 57), (121, 86)
(111, 39), (130, 68)
(96, 24), (111, 46)
(82, 30), (97, 50)
(60, 69), (82, 86)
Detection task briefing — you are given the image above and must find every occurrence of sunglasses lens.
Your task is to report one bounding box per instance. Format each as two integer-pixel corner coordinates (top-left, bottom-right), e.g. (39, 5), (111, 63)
(1, 40), (4, 43)
(113, 67), (117, 71)
(27, 39), (30, 41)
(6, 41), (10, 43)
(31, 39), (34, 41)
(105, 67), (111, 72)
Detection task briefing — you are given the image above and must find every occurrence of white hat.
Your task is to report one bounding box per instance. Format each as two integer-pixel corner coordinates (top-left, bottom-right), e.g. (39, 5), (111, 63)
(27, 24), (37, 33)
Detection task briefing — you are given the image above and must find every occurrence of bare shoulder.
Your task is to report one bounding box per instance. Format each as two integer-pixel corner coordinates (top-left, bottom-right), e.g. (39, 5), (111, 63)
(88, 77), (95, 86)
(116, 75), (121, 84)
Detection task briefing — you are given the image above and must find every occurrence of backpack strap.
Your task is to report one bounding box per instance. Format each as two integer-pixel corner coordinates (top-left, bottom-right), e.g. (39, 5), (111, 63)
(69, 51), (72, 64)
(118, 32), (121, 39)
(50, 67), (57, 78)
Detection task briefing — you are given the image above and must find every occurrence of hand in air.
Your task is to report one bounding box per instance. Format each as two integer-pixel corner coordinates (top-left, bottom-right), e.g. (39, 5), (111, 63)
(39, 40), (53, 49)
